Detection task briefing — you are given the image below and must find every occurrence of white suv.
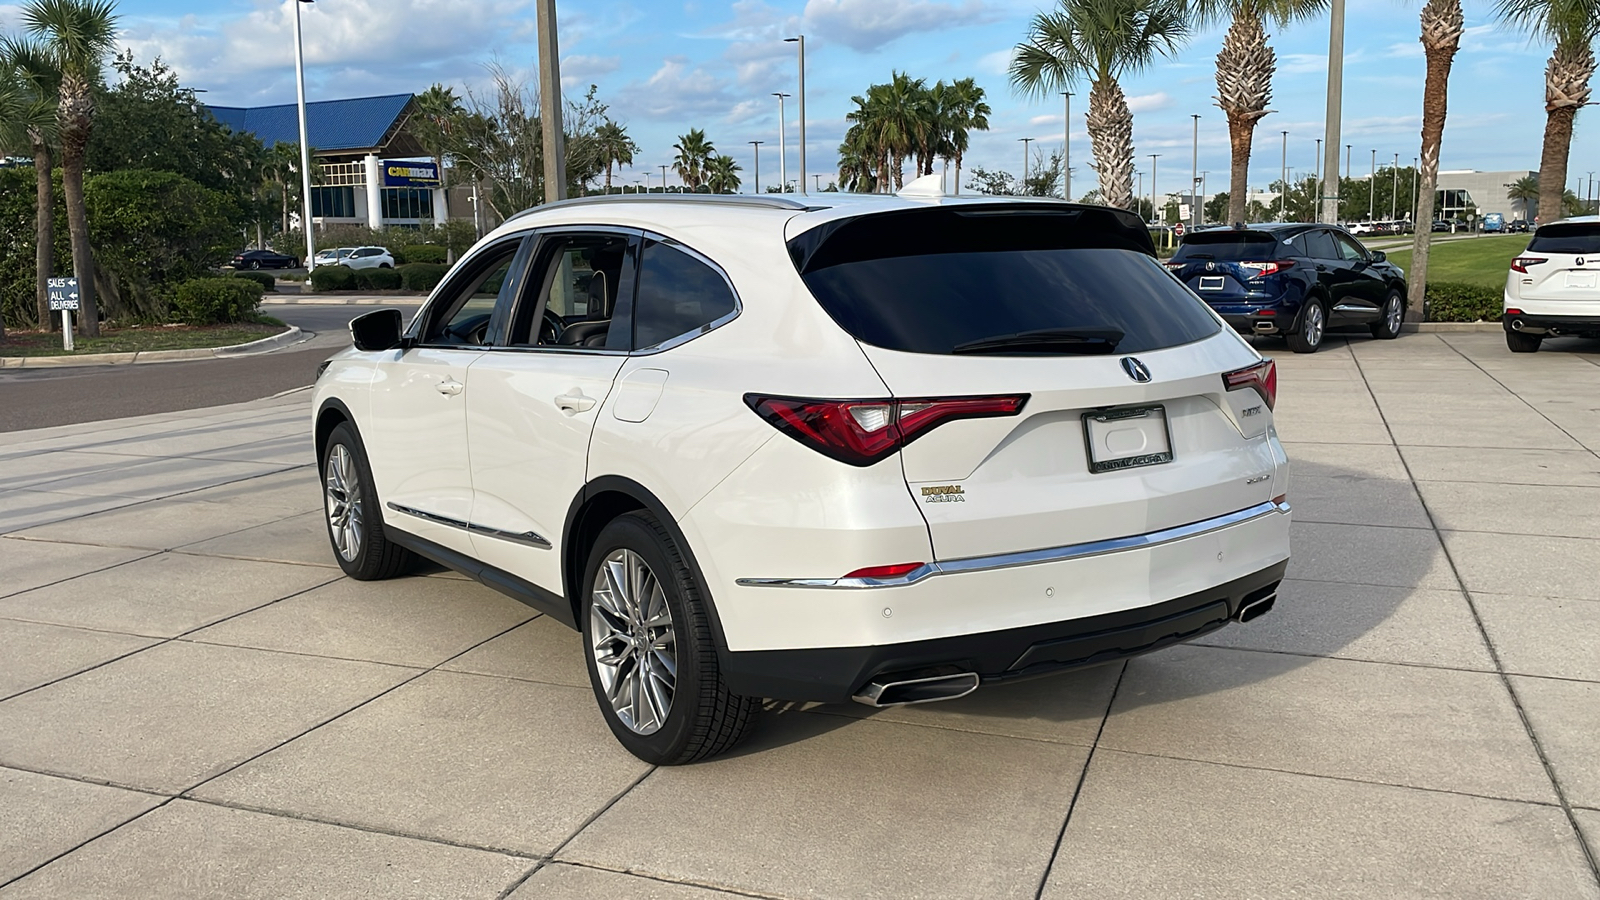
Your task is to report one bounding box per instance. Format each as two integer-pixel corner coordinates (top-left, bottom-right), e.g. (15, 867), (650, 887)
(1504, 217), (1600, 352)
(343, 246), (396, 270)
(312, 193), (1292, 764)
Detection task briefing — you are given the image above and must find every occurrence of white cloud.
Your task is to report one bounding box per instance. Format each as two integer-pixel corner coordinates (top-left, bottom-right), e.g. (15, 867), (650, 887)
(804, 0), (993, 53)
(1030, 113), (1062, 126)
(1127, 91), (1173, 113)
(977, 47), (1014, 76)
(561, 54), (621, 89)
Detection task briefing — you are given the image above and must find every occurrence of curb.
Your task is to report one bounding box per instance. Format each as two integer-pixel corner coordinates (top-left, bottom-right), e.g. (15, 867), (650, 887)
(261, 295), (422, 305)
(0, 326), (306, 369)
(1401, 322), (1503, 333)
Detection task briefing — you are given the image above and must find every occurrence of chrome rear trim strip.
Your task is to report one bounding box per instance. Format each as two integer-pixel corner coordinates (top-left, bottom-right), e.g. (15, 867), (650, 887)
(736, 500), (1291, 590)
(385, 502), (551, 549)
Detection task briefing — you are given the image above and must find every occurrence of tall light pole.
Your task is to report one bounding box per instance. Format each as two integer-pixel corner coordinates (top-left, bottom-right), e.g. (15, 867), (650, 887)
(1150, 153), (1161, 224)
(784, 36), (806, 195)
(659, 164), (668, 192)
(1201, 171), (1208, 222)
(1063, 92), (1073, 200)
(814, 174), (823, 192)
(773, 92), (790, 193)
(749, 140), (763, 194)
(535, 0), (566, 203)
(1314, 138), (1323, 221)
(1020, 137), (1033, 195)
(291, 0), (316, 268)
(1320, 0), (1345, 225)
(1369, 149), (1377, 222)
(1280, 131), (1288, 220)
(1191, 114), (1200, 229)
(1391, 152), (1399, 222)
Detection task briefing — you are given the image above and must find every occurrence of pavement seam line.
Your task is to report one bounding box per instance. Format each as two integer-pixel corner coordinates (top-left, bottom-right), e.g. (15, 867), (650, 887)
(0, 463), (310, 538)
(542, 860), (799, 899)
(1434, 333), (1600, 460)
(1032, 659), (1128, 900)
(1188, 636), (1599, 683)
(1350, 337), (1600, 886)
(0, 794), (179, 891)
(498, 765), (660, 900)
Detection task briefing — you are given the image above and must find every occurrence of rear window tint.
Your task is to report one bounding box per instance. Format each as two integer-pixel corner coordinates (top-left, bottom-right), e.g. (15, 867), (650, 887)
(1174, 231), (1285, 262)
(1528, 224), (1600, 254)
(790, 207), (1220, 356)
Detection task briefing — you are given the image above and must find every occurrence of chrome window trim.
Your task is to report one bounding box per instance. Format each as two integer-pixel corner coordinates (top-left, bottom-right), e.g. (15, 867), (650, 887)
(501, 224), (642, 353)
(385, 502), (552, 549)
(406, 231), (534, 346)
(735, 500), (1290, 589)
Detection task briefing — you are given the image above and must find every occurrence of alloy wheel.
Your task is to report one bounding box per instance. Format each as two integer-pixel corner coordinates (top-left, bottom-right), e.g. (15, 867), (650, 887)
(1385, 295), (1403, 335)
(1304, 303), (1325, 348)
(590, 548), (677, 735)
(324, 444), (364, 562)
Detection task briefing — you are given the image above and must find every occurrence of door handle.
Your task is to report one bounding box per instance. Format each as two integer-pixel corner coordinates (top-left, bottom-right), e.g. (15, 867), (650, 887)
(554, 390), (596, 414)
(436, 378), (464, 396)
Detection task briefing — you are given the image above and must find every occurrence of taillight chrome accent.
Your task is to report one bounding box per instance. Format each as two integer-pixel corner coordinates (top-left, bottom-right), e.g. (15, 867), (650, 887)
(1223, 359), (1277, 410)
(744, 393), (1029, 467)
(1238, 260), (1293, 278)
(1510, 257), (1548, 273)
(1162, 261), (1185, 271)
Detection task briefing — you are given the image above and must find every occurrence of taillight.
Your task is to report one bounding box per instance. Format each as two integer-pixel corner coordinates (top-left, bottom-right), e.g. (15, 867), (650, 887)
(1239, 260), (1293, 278)
(1163, 261), (1185, 271)
(1223, 359), (1277, 410)
(1510, 257), (1547, 273)
(744, 394), (1029, 466)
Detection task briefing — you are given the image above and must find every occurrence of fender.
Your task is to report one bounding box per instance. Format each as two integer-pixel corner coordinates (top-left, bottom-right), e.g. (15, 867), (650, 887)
(313, 396), (358, 469)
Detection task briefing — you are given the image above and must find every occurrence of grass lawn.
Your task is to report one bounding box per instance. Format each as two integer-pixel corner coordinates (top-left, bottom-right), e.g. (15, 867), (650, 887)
(1383, 234), (1530, 288)
(0, 321), (285, 357)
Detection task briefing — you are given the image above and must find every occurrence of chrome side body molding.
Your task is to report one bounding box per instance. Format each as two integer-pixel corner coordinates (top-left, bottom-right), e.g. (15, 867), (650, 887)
(385, 502), (552, 549)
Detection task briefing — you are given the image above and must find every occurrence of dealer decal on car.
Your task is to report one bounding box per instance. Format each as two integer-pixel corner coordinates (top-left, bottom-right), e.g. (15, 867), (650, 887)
(921, 484), (966, 503)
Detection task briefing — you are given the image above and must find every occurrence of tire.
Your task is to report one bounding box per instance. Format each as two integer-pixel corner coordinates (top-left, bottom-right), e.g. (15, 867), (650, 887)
(321, 422), (417, 580)
(1287, 297), (1327, 353)
(250, 260), (262, 270)
(380, 263), (392, 269)
(1506, 329), (1543, 353)
(581, 511), (756, 764)
(1370, 290), (1404, 340)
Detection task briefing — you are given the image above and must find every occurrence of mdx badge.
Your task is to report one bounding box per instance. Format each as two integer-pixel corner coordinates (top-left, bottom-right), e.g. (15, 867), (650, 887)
(1121, 357), (1152, 383)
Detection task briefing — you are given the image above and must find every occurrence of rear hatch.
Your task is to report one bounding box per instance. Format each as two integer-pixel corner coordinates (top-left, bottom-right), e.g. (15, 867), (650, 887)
(789, 204), (1279, 562)
(1516, 223), (1600, 302)
(1164, 230), (1291, 303)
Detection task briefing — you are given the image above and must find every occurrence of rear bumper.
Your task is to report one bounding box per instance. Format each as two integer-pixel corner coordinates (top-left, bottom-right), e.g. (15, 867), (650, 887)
(721, 559), (1286, 702)
(1502, 312), (1600, 334)
(1221, 312), (1286, 335)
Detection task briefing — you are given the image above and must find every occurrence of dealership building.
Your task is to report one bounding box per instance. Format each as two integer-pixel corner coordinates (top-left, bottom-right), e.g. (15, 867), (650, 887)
(209, 94), (453, 230)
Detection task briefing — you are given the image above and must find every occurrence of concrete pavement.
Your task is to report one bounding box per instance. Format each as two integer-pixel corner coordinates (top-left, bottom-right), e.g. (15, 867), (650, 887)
(0, 332), (1597, 898)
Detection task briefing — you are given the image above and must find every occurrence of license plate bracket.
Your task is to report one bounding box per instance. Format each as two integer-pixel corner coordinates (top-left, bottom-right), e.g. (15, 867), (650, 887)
(1566, 271), (1596, 288)
(1198, 276), (1225, 291)
(1083, 406), (1174, 474)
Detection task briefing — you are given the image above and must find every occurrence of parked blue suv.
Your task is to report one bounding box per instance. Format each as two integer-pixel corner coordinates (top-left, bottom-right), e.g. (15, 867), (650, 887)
(1165, 224), (1409, 353)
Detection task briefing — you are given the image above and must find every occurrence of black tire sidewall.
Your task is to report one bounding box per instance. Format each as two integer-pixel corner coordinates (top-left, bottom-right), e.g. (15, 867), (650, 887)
(579, 513), (713, 764)
(1373, 290), (1404, 339)
(322, 423), (386, 579)
(1290, 297), (1326, 352)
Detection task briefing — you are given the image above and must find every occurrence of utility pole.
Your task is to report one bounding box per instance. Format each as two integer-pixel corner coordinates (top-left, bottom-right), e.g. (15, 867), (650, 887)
(1280, 132), (1288, 220)
(749, 140), (763, 194)
(1150, 153), (1161, 224)
(1370, 149), (1377, 222)
(1020, 137), (1033, 195)
(535, 0), (566, 203)
(291, 0), (316, 269)
(1391, 153), (1399, 222)
(773, 92), (790, 192)
(659, 164), (668, 192)
(1191, 115), (1200, 229)
(785, 36), (806, 194)
(1320, 0), (1345, 225)
(1064, 93), (1073, 200)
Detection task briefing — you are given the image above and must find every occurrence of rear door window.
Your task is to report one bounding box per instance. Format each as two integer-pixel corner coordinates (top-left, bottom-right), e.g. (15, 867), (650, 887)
(1528, 223), (1600, 254)
(792, 207), (1220, 356)
(632, 240), (738, 350)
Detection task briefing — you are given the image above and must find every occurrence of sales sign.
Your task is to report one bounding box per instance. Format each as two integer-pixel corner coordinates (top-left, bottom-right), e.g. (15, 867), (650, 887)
(48, 277), (80, 311)
(382, 160), (440, 187)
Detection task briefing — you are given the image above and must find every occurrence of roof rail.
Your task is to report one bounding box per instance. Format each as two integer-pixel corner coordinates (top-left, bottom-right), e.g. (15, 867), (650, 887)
(506, 192), (824, 223)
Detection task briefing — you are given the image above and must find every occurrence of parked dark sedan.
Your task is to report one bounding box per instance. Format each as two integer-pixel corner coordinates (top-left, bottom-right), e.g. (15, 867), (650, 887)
(231, 249), (299, 270)
(1165, 224), (1409, 353)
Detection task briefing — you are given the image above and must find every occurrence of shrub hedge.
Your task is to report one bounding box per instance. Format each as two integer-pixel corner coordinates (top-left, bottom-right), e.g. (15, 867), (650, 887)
(230, 270), (277, 292)
(1424, 281), (1502, 323)
(354, 267), (403, 290)
(172, 277), (263, 325)
(399, 262), (449, 293)
(310, 265), (356, 292)
(400, 244), (448, 265)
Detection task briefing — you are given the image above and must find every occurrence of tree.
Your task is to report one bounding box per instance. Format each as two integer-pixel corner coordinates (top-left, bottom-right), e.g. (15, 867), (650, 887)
(23, 0), (119, 337)
(1196, 0), (1325, 226)
(3, 36), (59, 331)
(1497, 0), (1600, 225)
(1507, 173), (1539, 218)
(593, 119), (637, 190)
(965, 166), (1016, 195)
(411, 83), (462, 219)
(1011, 0), (1190, 209)
(705, 154), (742, 193)
(837, 136), (879, 193)
(672, 128), (715, 190)
(84, 168), (239, 320)
(1205, 189), (1230, 222)
(941, 77), (992, 194)
(1406, 0), (1465, 320)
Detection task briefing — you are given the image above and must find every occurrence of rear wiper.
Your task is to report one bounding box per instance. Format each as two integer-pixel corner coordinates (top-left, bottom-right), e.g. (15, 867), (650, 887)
(953, 327), (1124, 355)
(1182, 252), (1214, 259)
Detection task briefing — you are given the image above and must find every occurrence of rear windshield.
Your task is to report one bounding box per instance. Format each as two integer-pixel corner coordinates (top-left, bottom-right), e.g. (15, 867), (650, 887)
(1173, 231), (1284, 262)
(789, 206), (1221, 356)
(1527, 224), (1600, 254)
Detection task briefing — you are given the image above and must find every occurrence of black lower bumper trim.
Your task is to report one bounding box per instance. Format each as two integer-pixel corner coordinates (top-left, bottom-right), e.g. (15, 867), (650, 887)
(720, 560), (1287, 703)
(1503, 313), (1600, 333)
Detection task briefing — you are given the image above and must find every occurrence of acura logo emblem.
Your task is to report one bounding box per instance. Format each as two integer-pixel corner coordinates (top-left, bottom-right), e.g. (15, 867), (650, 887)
(1579, 257), (1586, 266)
(1121, 357), (1152, 383)
(1206, 261), (1216, 271)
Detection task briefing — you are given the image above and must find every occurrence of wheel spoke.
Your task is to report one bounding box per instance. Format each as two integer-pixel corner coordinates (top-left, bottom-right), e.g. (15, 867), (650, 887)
(588, 545), (677, 736)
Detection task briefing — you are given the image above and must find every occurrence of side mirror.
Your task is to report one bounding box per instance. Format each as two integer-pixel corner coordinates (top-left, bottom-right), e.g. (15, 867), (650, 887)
(350, 308), (405, 352)
(1370, 250), (1387, 263)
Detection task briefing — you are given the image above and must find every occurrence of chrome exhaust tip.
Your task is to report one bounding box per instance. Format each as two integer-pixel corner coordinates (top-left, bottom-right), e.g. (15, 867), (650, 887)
(1252, 321), (1279, 334)
(852, 671), (980, 707)
(1236, 593), (1277, 623)
(1511, 318), (1526, 331)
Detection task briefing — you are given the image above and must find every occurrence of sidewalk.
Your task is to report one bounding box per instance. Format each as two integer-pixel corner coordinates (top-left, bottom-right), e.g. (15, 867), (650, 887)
(1, 334), (1597, 898)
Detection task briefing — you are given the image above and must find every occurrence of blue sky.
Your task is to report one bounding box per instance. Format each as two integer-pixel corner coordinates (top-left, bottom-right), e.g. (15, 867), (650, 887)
(2, 0), (1590, 198)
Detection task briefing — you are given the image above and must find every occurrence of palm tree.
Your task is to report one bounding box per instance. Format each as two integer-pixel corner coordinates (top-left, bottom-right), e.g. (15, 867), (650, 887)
(705, 154), (742, 193)
(3, 36), (60, 331)
(1506, 173), (1540, 217)
(1497, 0), (1600, 225)
(672, 128), (715, 190)
(878, 72), (929, 190)
(23, 0), (118, 338)
(836, 133), (879, 193)
(594, 120), (638, 191)
(411, 84), (462, 220)
(1196, 0), (1326, 226)
(1011, 0), (1189, 210)
(942, 77), (992, 194)
(1405, 0), (1466, 320)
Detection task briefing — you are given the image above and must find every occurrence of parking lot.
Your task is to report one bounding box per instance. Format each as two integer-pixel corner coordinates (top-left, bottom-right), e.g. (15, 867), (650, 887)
(1, 331), (1598, 898)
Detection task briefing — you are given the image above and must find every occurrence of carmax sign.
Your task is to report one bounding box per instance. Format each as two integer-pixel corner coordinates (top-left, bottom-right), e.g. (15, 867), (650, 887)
(382, 160), (440, 187)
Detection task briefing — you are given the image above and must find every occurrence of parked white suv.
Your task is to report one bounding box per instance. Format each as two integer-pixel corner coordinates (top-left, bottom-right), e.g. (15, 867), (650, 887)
(343, 246), (396, 270)
(1504, 217), (1600, 352)
(312, 193), (1292, 763)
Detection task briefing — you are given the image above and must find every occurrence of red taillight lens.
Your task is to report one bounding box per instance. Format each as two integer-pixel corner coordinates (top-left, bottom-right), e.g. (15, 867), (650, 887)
(843, 562), (924, 579)
(1163, 261), (1185, 271)
(1223, 359), (1277, 410)
(745, 394), (1029, 466)
(1239, 260), (1293, 278)
(1510, 257), (1547, 273)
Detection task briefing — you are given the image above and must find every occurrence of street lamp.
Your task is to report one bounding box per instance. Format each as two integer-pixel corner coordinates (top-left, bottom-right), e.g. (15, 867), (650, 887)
(291, 0), (316, 269)
(1191, 114), (1200, 229)
(773, 92), (790, 193)
(1020, 137), (1033, 195)
(1370, 149), (1377, 223)
(1320, 0), (1345, 224)
(1150, 153), (1161, 225)
(1063, 92), (1073, 200)
(1200, 171), (1208, 222)
(1280, 131), (1288, 220)
(1391, 152), (1399, 222)
(749, 140), (763, 195)
(659, 164), (668, 192)
(813, 174), (823, 192)
(784, 36), (806, 195)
